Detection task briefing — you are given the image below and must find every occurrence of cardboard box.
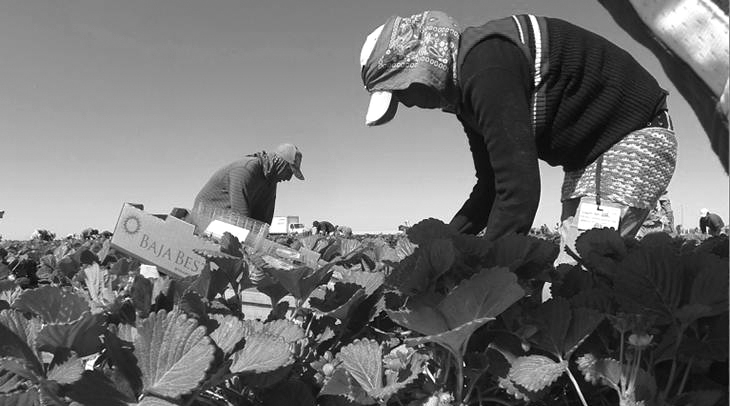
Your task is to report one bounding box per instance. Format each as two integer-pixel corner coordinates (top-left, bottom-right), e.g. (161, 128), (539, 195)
(187, 203), (270, 248)
(111, 203), (220, 278)
(257, 239), (323, 268)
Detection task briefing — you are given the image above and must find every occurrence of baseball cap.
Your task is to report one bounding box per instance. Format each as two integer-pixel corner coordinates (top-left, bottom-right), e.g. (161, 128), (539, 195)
(700, 208), (709, 216)
(360, 24), (399, 126)
(274, 143), (304, 180)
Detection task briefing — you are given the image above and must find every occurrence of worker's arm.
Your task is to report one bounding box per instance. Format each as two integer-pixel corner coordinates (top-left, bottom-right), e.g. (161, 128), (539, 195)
(261, 191), (276, 224)
(450, 123), (496, 234)
(451, 38), (540, 240)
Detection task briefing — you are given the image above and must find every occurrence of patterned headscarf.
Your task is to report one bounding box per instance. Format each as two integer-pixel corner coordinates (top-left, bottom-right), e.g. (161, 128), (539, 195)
(361, 11), (461, 113)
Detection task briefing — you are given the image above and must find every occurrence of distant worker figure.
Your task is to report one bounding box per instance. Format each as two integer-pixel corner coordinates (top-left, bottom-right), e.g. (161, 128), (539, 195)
(313, 220), (336, 235)
(699, 208), (725, 236)
(637, 190), (674, 238)
(336, 225), (353, 238)
(359, 11), (677, 266)
(193, 143), (304, 224)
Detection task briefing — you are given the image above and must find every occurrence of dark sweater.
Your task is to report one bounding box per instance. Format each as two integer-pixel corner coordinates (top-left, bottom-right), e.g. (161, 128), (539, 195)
(451, 16), (668, 239)
(700, 213), (725, 235)
(193, 156), (277, 224)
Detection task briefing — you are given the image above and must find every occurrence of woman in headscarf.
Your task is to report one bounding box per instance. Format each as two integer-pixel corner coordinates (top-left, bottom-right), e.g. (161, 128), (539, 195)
(360, 11), (677, 272)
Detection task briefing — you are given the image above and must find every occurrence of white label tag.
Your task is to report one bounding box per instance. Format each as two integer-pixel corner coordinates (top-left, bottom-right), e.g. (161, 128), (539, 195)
(577, 202), (621, 231)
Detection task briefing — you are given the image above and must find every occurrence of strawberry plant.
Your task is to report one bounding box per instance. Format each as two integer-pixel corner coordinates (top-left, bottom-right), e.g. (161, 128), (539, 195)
(0, 221), (726, 405)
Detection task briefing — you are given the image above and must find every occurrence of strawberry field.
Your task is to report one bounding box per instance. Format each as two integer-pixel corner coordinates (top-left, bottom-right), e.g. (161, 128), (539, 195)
(0, 219), (727, 406)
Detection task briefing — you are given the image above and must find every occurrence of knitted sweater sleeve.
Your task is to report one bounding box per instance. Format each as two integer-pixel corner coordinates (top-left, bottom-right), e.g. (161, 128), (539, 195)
(228, 165), (252, 217)
(452, 38), (540, 240)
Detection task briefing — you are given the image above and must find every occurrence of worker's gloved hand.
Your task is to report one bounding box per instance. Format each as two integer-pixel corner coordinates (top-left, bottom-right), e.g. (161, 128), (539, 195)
(449, 215), (473, 234)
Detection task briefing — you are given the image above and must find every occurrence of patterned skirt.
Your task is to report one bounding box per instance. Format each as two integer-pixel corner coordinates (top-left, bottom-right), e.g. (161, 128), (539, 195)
(561, 127), (677, 210)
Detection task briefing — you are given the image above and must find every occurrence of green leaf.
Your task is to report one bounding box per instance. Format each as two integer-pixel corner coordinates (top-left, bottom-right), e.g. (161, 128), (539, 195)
(484, 233), (558, 278)
(427, 239), (456, 277)
(134, 310), (215, 398)
(575, 353), (621, 390)
(394, 237), (416, 260)
(45, 355), (83, 385)
(261, 379), (317, 406)
(0, 357), (41, 383)
(405, 317), (493, 360)
(230, 333), (292, 373)
(675, 304), (713, 327)
(109, 258), (131, 275)
(101, 330), (143, 398)
(194, 249), (246, 298)
(530, 299), (603, 358)
(239, 319), (265, 336)
(337, 269), (385, 296)
(613, 243), (683, 324)
(309, 283), (366, 320)
(507, 355), (567, 392)
(438, 267), (524, 327)
(36, 312), (105, 356)
(0, 367), (28, 393)
(261, 319), (304, 343)
(0, 388), (40, 406)
(337, 339), (381, 397)
(678, 333), (729, 361)
(406, 218), (458, 245)
(673, 390), (723, 406)
(388, 267), (523, 358)
(531, 298), (571, 357)
(0, 323), (43, 377)
(563, 307), (604, 357)
(83, 263), (115, 305)
(138, 396), (178, 406)
(383, 250), (431, 295)
(209, 314), (245, 355)
(12, 286), (90, 324)
(0, 284), (22, 310)
(319, 367), (373, 405)
(574, 229), (628, 275)
(337, 338), (422, 403)
(387, 304), (449, 337)
(0, 310), (41, 354)
(688, 254), (728, 316)
(131, 275), (153, 318)
(259, 261), (334, 300)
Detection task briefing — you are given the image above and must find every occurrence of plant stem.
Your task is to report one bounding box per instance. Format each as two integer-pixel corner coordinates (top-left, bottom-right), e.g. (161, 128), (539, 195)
(675, 357), (694, 397)
(661, 336), (683, 400)
(627, 348), (643, 396)
(303, 314), (314, 337)
(566, 366), (589, 406)
(619, 331), (626, 394)
(454, 353), (464, 406)
(462, 368), (488, 405)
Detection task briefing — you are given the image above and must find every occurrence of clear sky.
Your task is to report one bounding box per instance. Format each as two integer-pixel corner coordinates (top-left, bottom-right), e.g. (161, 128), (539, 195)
(1, 0), (727, 239)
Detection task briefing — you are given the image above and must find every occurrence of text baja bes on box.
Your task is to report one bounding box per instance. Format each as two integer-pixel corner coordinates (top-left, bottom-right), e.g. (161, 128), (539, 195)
(110, 203), (219, 278)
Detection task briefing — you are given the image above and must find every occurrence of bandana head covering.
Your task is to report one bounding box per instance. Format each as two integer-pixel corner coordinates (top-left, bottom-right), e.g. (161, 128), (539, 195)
(251, 151), (293, 182)
(360, 11), (460, 125)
